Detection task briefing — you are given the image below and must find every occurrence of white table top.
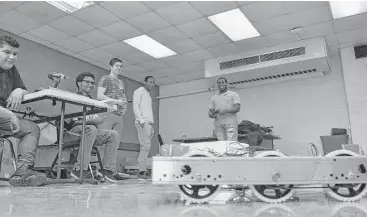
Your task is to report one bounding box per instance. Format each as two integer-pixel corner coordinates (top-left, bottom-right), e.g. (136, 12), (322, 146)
(19, 88), (116, 123)
(23, 88), (115, 110)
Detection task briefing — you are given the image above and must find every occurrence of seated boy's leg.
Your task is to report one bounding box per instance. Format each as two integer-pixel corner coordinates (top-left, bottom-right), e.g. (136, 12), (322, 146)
(8, 118), (47, 187)
(67, 125), (97, 179)
(96, 129), (125, 182)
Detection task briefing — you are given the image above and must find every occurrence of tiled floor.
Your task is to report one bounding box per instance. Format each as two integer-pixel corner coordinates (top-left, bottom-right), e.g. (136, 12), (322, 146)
(0, 180), (366, 217)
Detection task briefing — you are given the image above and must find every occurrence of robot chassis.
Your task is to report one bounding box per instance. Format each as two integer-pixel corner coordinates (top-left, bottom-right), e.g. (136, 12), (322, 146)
(152, 141), (367, 204)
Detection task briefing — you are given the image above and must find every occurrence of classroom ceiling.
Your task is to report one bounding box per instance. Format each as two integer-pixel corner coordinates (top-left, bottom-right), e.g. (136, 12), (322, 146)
(1, 1), (367, 86)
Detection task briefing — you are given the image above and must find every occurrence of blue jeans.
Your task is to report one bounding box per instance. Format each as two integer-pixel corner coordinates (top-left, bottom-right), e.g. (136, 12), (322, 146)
(0, 116), (40, 170)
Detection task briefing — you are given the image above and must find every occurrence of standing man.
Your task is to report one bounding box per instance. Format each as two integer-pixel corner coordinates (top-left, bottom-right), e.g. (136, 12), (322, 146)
(64, 72), (125, 182)
(208, 77), (241, 141)
(0, 35), (47, 186)
(133, 76), (155, 180)
(97, 58), (127, 138)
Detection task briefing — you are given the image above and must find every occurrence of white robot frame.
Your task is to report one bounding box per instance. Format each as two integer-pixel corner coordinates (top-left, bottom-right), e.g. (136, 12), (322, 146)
(152, 141), (367, 204)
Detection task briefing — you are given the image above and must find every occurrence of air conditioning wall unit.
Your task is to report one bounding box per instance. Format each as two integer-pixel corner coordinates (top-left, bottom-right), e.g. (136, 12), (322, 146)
(205, 36), (330, 88)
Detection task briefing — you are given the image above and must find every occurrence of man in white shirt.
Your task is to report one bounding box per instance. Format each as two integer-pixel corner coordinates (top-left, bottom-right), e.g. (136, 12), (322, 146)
(208, 77), (241, 141)
(133, 76), (155, 179)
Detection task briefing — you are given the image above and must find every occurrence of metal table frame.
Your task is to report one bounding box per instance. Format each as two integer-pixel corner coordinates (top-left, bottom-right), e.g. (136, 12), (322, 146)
(20, 88), (114, 185)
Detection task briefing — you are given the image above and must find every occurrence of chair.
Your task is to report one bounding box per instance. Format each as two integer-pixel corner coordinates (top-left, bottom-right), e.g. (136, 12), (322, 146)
(0, 136), (17, 181)
(46, 122), (104, 179)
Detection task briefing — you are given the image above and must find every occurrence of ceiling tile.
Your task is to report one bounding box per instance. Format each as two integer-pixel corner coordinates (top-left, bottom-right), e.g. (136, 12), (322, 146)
(15, 2), (67, 23)
(126, 12), (171, 33)
(253, 15), (295, 35)
(45, 43), (73, 56)
(328, 45), (340, 57)
(176, 17), (218, 38)
(149, 67), (182, 78)
(190, 1), (238, 16)
(299, 21), (334, 40)
(93, 61), (110, 71)
(20, 32), (51, 46)
(289, 6), (332, 27)
(55, 37), (94, 53)
(70, 53), (94, 64)
(100, 41), (138, 57)
(177, 62), (205, 73)
(0, 21), (25, 35)
(164, 39), (202, 54)
(80, 48), (114, 64)
(241, 2), (287, 22)
(236, 1), (260, 7)
(266, 31), (300, 46)
(160, 54), (193, 68)
(27, 25), (70, 43)
(48, 15), (94, 36)
(99, 21), (142, 40)
(122, 51), (155, 64)
(148, 27), (188, 45)
(0, 1), (23, 15)
(193, 31), (231, 48)
(333, 14), (367, 33)
(122, 65), (150, 81)
(183, 49), (213, 62)
(100, 1), (150, 19)
(281, 1), (328, 14)
(72, 5), (120, 28)
(139, 60), (170, 71)
(77, 29), (117, 47)
(0, 10), (42, 33)
(325, 34), (339, 46)
(156, 2), (203, 25)
(143, 1), (176, 10)
(206, 43), (240, 57)
(234, 36), (270, 51)
(337, 28), (367, 45)
(124, 65), (149, 74)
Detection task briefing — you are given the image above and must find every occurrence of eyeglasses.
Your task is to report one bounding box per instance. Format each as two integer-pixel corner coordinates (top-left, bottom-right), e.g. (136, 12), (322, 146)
(82, 80), (95, 85)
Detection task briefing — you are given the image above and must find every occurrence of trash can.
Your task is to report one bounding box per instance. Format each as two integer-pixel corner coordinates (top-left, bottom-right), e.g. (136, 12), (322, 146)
(320, 134), (349, 155)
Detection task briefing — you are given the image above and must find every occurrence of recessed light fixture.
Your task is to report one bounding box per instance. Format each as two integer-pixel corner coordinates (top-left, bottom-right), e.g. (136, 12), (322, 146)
(47, 1), (94, 13)
(124, 35), (177, 59)
(208, 8), (260, 41)
(329, 1), (367, 19)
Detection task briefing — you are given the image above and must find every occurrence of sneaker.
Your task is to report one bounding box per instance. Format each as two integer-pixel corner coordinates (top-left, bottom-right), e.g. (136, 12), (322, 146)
(70, 170), (92, 180)
(98, 169), (117, 183)
(9, 168), (47, 187)
(137, 171), (151, 180)
(113, 174), (129, 180)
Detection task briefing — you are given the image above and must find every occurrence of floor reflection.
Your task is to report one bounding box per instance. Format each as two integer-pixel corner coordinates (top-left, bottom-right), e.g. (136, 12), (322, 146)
(0, 181), (366, 217)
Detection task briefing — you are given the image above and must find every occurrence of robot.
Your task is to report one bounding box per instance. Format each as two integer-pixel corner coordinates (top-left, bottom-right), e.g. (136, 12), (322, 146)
(153, 140), (367, 204)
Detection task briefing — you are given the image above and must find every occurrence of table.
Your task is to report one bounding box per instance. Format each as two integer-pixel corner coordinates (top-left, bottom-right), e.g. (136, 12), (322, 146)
(173, 134), (281, 149)
(21, 88), (115, 185)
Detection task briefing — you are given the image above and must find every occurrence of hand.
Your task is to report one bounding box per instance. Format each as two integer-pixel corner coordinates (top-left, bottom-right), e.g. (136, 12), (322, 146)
(6, 88), (24, 111)
(115, 99), (127, 106)
(217, 109), (227, 115)
(9, 114), (20, 134)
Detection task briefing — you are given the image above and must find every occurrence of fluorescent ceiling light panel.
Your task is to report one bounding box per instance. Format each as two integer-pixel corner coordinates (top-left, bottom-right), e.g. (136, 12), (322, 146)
(208, 8), (260, 41)
(124, 35), (176, 59)
(47, 1), (94, 13)
(329, 1), (367, 19)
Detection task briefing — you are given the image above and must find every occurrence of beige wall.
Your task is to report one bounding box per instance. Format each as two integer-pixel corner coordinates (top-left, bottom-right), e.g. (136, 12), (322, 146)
(0, 29), (160, 156)
(341, 46), (367, 151)
(159, 55), (350, 156)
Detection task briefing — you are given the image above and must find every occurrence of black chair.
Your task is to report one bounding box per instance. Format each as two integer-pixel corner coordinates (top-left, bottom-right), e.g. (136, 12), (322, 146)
(0, 136), (17, 181)
(46, 121), (104, 179)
